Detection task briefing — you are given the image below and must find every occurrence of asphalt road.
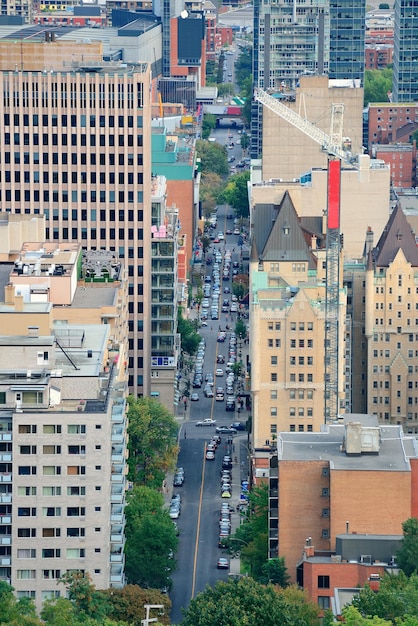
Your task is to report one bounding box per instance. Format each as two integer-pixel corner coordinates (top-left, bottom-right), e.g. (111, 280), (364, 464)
(169, 204), (247, 624)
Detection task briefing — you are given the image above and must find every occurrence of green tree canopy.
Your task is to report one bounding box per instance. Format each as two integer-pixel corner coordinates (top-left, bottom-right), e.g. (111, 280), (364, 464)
(342, 605), (392, 626)
(202, 114), (216, 140)
(100, 585), (171, 625)
(196, 140), (229, 178)
(178, 307), (201, 356)
(127, 396), (179, 487)
(180, 577), (319, 626)
(364, 68), (392, 106)
(220, 171), (250, 218)
(351, 571), (418, 623)
(235, 46), (252, 91)
(397, 518), (418, 576)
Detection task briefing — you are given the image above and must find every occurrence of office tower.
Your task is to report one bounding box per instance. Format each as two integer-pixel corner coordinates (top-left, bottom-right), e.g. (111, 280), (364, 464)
(329, 0), (366, 83)
(393, 0), (418, 102)
(251, 0), (366, 159)
(0, 63), (152, 397)
(0, 282), (129, 613)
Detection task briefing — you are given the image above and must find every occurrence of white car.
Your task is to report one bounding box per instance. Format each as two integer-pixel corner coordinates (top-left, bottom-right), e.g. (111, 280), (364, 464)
(218, 232), (225, 240)
(196, 418), (217, 427)
(216, 368), (224, 377)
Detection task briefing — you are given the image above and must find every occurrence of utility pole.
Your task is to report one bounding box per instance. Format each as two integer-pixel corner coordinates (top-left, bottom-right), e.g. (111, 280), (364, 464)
(141, 604), (165, 626)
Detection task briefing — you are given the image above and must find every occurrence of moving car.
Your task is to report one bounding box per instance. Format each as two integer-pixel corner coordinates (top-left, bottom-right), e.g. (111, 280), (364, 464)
(230, 422), (246, 431)
(216, 368), (224, 377)
(217, 355), (225, 364)
(216, 426), (237, 435)
(191, 392), (199, 401)
(196, 418), (216, 427)
(204, 386), (214, 398)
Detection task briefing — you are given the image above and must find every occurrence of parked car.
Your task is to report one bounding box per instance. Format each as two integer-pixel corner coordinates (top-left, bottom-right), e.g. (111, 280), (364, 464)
(217, 557), (229, 569)
(191, 392), (199, 401)
(230, 422), (247, 431)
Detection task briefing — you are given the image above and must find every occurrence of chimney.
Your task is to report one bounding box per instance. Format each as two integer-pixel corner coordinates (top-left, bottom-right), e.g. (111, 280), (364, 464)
(4, 283), (15, 305)
(311, 235), (317, 250)
(304, 545), (315, 558)
(14, 292), (24, 312)
(28, 326), (39, 338)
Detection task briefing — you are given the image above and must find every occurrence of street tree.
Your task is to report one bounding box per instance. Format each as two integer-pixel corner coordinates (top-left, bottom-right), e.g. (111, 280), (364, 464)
(100, 585), (171, 625)
(0, 581), (43, 626)
(127, 396), (179, 487)
(342, 606), (391, 626)
(221, 171), (250, 218)
(259, 558), (290, 587)
(397, 518), (418, 576)
(178, 308), (201, 356)
(202, 114), (216, 140)
(218, 83), (234, 96)
(180, 577), (319, 626)
(196, 140), (229, 177)
(57, 572), (111, 622)
(235, 47), (252, 90)
(235, 318), (247, 341)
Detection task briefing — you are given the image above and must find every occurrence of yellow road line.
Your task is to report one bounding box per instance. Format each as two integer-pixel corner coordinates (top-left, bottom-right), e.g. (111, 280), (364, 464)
(191, 441), (206, 598)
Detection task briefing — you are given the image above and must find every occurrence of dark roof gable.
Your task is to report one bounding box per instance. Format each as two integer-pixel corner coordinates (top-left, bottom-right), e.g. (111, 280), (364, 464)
(374, 203), (418, 268)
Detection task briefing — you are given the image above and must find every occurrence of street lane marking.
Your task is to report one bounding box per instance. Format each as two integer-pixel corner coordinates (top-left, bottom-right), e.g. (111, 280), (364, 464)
(191, 441), (206, 598)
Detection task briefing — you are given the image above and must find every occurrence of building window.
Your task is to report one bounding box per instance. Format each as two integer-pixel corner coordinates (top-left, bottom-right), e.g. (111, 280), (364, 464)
(318, 596), (330, 609)
(318, 575), (330, 588)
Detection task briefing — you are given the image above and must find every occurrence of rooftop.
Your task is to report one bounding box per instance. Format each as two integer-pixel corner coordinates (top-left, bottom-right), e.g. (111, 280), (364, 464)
(278, 420), (417, 471)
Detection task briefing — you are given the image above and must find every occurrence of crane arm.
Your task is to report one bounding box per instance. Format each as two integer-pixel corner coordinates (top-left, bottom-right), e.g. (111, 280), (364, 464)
(255, 88), (347, 162)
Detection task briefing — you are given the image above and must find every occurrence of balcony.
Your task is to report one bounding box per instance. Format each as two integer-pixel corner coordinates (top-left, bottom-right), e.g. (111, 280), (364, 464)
(0, 536), (11, 545)
(111, 405), (126, 423)
(0, 474), (11, 483)
(111, 512), (124, 523)
(0, 557), (11, 565)
(0, 433), (12, 442)
(0, 454), (11, 462)
(111, 428), (125, 443)
(111, 492), (124, 504)
(111, 473), (124, 483)
(0, 516), (11, 524)
(110, 552), (124, 562)
(0, 495), (11, 504)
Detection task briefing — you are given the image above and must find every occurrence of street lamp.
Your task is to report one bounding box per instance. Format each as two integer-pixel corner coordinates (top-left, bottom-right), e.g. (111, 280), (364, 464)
(141, 604), (165, 626)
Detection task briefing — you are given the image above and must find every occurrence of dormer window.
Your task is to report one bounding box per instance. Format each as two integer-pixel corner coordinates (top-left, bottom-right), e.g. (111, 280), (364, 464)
(283, 225), (290, 235)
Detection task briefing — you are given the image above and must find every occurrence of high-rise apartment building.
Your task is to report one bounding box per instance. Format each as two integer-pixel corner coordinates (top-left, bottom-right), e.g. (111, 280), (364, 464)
(329, 0), (366, 82)
(393, 0), (418, 102)
(0, 63), (152, 397)
(0, 282), (129, 612)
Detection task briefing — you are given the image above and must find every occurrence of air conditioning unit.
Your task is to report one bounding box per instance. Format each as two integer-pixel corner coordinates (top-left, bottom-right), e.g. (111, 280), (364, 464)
(360, 555), (372, 564)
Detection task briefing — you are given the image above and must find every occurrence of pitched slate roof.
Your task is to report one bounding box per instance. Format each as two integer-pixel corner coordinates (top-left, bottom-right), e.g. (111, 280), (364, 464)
(252, 191), (316, 268)
(373, 203), (418, 268)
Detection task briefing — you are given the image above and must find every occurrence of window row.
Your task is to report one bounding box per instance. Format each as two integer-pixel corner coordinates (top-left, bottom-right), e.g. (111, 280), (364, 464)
(289, 408), (314, 417)
(18, 486), (90, 496)
(19, 445), (87, 455)
(289, 424), (313, 432)
(17, 548), (87, 558)
(18, 526), (102, 537)
(18, 465), (102, 475)
(4, 132), (138, 148)
(17, 567), (95, 580)
(2, 170), (144, 185)
(374, 318), (418, 325)
(266, 321), (314, 331)
(1, 189), (143, 204)
(18, 506), (100, 516)
(289, 356), (314, 366)
(4, 114), (140, 128)
(271, 373), (313, 382)
(1, 151), (143, 166)
(18, 424), (92, 434)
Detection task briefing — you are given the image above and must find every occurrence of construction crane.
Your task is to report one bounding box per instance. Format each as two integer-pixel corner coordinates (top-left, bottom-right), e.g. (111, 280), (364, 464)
(255, 87), (346, 423)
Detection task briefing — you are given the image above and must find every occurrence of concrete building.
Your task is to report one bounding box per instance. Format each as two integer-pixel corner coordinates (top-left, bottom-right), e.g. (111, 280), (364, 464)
(0, 286), (129, 612)
(249, 192), (346, 446)
(0, 62), (152, 397)
(150, 175), (182, 409)
(250, 154), (391, 260)
(393, 0), (418, 102)
(0, 213), (46, 263)
(257, 76), (365, 184)
(267, 415), (418, 581)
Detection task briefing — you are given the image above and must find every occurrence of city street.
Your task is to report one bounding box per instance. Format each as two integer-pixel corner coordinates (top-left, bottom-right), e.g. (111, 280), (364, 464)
(169, 204), (250, 624)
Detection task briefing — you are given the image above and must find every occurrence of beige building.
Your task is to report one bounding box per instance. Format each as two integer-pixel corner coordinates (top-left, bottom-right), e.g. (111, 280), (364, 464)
(250, 192), (346, 447)
(0, 288), (129, 612)
(0, 62), (152, 397)
(0, 39), (103, 72)
(251, 155), (391, 259)
(0, 213), (45, 263)
(365, 205), (418, 432)
(259, 75), (364, 183)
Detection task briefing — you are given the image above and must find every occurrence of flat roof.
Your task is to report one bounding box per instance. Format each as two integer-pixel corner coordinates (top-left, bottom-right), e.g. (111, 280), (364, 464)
(71, 285), (118, 308)
(278, 423), (416, 471)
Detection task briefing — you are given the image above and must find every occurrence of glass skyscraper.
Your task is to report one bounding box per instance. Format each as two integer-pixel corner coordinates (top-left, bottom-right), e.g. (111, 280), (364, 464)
(393, 0), (418, 102)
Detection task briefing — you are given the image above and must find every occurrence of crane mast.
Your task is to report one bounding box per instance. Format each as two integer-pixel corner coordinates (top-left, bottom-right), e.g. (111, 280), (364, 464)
(255, 88), (343, 422)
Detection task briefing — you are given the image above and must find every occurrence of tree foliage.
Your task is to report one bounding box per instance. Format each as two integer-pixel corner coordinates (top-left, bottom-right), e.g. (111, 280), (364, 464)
(223, 484), (271, 580)
(100, 585), (171, 625)
(127, 396), (178, 487)
(397, 517), (418, 576)
(200, 172), (224, 213)
(235, 46), (252, 91)
(124, 486), (178, 590)
(180, 577), (319, 626)
(201, 114), (216, 140)
(343, 606), (392, 626)
(259, 558), (291, 587)
(178, 307), (201, 356)
(351, 571), (418, 623)
(364, 68), (392, 106)
(196, 140), (229, 177)
(220, 171), (250, 218)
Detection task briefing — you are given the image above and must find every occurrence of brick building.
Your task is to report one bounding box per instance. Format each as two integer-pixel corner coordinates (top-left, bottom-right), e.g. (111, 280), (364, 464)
(268, 415), (418, 581)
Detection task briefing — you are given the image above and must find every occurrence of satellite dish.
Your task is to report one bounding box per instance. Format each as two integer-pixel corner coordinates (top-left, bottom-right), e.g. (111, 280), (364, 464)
(180, 9), (188, 17)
